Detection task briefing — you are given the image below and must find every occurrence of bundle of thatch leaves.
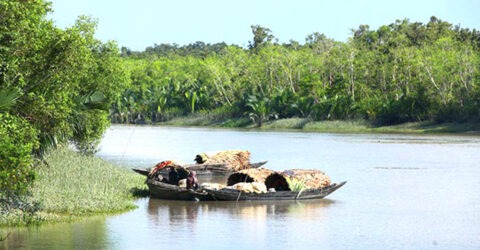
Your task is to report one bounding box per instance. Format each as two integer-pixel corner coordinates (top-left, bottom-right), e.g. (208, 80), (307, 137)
(227, 168), (275, 186)
(279, 169), (331, 191)
(226, 168), (331, 192)
(196, 150), (251, 172)
(230, 182), (268, 193)
(225, 168), (274, 193)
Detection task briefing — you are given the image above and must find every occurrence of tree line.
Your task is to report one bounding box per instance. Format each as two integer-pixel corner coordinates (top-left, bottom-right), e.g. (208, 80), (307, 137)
(116, 18), (480, 126)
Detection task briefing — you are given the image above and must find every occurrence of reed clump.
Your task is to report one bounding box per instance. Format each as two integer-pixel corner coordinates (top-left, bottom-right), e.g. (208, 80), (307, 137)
(0, 147), (146, 226)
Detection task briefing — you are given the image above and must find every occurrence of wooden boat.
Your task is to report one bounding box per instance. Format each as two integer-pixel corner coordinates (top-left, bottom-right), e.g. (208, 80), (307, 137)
(146, 179), (213, 201)
(203, 181), (346, 201)
(132, 161), (268, 177)
(202, 168), (345, 201)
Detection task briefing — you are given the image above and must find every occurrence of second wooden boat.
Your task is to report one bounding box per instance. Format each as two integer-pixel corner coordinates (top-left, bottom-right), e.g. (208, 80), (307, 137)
(132, 161), (267, 177)
(203, 181), (346, 201)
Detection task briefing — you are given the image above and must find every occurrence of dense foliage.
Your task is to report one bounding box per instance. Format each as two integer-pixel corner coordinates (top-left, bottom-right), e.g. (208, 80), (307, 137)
(0, 0), (127, 205)
(117, 18), (480, 126)
(0, 113), (38, 196)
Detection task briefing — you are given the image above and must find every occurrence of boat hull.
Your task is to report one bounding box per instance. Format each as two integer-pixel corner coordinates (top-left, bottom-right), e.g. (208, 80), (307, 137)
(147, 179), (213, 201)
(204, 181), (346, 201)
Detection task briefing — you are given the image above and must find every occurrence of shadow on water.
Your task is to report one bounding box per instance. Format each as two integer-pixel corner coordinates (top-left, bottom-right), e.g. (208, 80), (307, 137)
(130, 187), (150, 197)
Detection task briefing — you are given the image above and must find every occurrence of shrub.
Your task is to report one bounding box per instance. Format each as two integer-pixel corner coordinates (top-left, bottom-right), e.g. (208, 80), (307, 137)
(0, 113), (39, 196)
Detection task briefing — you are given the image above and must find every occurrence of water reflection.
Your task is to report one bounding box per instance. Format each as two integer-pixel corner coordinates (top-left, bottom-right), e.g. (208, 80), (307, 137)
(1, 217), (108, 250)
(140, 198), (337, 249)
(147, 198), (335, 223)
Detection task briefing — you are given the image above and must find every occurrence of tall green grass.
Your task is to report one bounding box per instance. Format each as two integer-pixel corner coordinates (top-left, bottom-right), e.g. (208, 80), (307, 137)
(261, 118), (372, 132)
(303, 120), (372, 132)
(0, 147), (146, 226)
(262, 118), (311, 130)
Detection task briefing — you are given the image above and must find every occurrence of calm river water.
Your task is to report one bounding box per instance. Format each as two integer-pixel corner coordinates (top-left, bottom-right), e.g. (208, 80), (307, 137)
(2, 125), (480, 249)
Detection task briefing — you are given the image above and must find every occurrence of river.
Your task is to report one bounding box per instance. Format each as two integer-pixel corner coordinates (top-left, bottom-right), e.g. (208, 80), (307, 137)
(2, 125), (480, 249)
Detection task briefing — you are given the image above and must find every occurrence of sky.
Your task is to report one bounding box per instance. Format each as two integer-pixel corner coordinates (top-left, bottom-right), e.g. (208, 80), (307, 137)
(47, 0), (480, 51)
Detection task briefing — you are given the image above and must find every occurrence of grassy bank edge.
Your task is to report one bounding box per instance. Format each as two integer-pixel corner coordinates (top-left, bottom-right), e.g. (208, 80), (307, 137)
(0, 148), (147, 227)
(156, 115), (480, 134)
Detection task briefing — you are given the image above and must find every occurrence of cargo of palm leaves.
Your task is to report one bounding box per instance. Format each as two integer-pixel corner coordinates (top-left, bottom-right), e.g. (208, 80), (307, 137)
(133, 150), (345, 201)
(132, 150), (268, 178)
(201, 168), (346, 201)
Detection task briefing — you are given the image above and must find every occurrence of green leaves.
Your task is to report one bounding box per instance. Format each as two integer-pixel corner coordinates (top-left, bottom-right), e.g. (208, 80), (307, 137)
(1, 0), (129, 155)
(0, 113), (38, 196)
(117, 17), (480, 126)
(184, 91), (197, 113)
(74, 91), (107, 111)
(0, 0), (131, 204)
(0, 87), (21, 113)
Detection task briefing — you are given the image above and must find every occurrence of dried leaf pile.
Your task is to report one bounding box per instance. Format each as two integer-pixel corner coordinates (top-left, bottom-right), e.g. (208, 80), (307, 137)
(229, 182), (268, 193)
(227, 168), (275, 186)
(282, 169), (331, 189)
(203, 150), (251, 171)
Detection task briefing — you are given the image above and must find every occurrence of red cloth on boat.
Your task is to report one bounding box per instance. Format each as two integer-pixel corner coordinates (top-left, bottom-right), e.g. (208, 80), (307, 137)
(149, 160), (174, 176)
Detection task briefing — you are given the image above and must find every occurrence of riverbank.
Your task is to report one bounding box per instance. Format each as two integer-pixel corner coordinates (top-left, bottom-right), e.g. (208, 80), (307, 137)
(157, 115), (480, 134)
(0, 148), (147, 227)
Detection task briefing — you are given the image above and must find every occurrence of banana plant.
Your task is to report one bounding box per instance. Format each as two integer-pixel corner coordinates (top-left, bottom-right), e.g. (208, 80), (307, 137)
(246, 94), (276, 126)
(184, 91), (197, 113)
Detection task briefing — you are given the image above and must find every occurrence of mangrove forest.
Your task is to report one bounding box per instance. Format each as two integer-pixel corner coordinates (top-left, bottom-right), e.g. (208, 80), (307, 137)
(116, 19), (480, 127)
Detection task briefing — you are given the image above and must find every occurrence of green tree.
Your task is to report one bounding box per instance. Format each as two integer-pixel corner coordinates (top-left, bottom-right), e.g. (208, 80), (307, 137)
(1, 0), (128, 201)
(116, 17), (480, 126)
(248, 25), (275, 51)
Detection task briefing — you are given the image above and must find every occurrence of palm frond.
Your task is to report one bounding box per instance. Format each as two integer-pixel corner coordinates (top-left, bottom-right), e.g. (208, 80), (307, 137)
(74, 91), (107, 110)
(0, 87), (22, 112)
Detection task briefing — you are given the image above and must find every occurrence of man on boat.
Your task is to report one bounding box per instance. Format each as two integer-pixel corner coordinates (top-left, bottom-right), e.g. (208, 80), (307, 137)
(194, 153), (208, 164)
(187, 171), (198, 189)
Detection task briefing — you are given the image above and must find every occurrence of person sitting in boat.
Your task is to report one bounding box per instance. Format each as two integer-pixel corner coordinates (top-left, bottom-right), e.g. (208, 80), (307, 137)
(169, 167), (180, 185)
(187, 171), (198, 190)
